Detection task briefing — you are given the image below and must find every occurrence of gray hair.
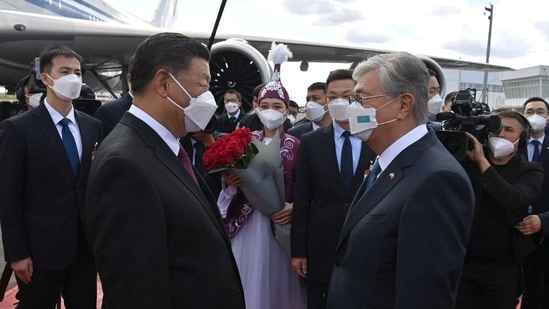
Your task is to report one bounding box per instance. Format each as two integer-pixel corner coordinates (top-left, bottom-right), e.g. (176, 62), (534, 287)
(352, 52), (430, 124)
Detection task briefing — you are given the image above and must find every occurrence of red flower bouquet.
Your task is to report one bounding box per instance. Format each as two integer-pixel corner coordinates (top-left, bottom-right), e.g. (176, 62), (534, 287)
(203, 127), (259, 172)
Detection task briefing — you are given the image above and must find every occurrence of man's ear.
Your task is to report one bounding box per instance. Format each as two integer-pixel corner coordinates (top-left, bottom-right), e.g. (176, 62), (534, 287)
(154, 69), (170, 98)
(397, 93), (415, 119)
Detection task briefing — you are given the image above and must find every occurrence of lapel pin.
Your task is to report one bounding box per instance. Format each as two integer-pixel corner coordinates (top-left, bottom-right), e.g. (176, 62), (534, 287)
(389, 172), (395, 180)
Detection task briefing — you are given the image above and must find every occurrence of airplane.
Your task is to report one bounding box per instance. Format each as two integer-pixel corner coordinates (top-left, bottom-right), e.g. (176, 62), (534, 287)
(0, 0), (514, 113)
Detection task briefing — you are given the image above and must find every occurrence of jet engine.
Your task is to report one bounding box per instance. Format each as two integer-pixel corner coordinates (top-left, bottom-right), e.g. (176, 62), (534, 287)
(209, 38), (272, 114)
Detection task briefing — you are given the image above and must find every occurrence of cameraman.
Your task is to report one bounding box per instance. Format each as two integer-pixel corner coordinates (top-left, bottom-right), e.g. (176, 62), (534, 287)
(456, 110), (543, 308)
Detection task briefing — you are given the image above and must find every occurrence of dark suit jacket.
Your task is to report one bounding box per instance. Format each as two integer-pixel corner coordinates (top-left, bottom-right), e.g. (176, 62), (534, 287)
(0, 103), (102, 270)
(93, 93), (133, 135)
(520, 138), (549, 243)
(327, 131), (475, 309)
(288, 121), (314, 139)
(291, 123), (376, 282)
(215, 110), (244, 134)
(85, 113), (245, 309)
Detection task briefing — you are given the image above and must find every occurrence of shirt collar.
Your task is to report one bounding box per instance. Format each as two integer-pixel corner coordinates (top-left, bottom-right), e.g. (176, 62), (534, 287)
(128, 105), (180, 156)
(378, 124), (428, 171)
(44, 99), (76, 125)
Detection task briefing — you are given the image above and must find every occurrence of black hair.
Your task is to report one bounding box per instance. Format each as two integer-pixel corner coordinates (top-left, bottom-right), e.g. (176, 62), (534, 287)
(39, 45), (84, 74)
(129, 32), (210, 94)
(326, 69), (354, 89)
(307, 82), (326, 92)
(288, 100), (299, 109)
(224, 89), (242, 101)
(523, 96), (549, 112)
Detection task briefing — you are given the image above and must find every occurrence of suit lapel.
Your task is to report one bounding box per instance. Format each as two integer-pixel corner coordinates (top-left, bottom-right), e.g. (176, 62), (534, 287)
(33, 104), (74, 177)
(121, 114), (228, 238)
(337, 131), (436, 248)
(538, 137), (549, 165)
(322, 124), (347, 199)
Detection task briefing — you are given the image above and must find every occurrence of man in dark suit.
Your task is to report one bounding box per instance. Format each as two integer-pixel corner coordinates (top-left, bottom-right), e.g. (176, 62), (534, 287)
(326, 52), (475, 308)
(93, 92), (133, 135)
(516, 97), (549, 308)
(288, 82), (331, 139)
(291, 70), (376, 309)
(85, 32), (245, 308)
(215, 89), (244, 134)
(0, 45), (102, 308)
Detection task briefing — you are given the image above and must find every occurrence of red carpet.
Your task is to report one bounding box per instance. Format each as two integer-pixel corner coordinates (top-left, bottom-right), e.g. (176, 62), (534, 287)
(0, 278), (522, 309)
(0, 276), (103, 308)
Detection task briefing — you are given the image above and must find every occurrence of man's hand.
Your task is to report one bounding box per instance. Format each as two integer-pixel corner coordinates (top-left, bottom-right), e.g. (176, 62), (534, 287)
(11, 257), (33, 284)
(272, 202), (293, 225)
(291, 257), (308, 278)
(516, 215), (542, 235)
(465, 132), (491, 172)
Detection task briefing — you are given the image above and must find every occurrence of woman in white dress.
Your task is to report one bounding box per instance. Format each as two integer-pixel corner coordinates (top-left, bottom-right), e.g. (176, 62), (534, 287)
(217, 42), (306, 309)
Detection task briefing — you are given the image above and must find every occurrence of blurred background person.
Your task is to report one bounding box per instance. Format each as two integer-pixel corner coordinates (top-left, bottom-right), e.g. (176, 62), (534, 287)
(289, 82), (331, 138)
(216, 89), (244, 135)
(516, 97), (549, 309)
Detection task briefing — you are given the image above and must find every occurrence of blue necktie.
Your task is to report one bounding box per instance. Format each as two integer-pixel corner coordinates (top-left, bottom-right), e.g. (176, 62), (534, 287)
(532, 140), (541, 162)
(59, 118), (80, 176)
(229, 116), (237, 123)
(365, 160), (381, 191)
(341, 131), (354, 190)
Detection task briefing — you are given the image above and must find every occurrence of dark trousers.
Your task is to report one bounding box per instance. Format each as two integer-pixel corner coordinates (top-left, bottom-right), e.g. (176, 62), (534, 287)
(306, 278), (329, 309)
(456, 261), (520, 309)
(16, 235), (97, 309)
(521, 242), (549, 309)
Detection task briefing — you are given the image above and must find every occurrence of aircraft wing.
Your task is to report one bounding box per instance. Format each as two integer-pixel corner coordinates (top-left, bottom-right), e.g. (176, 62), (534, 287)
(0, 9), (513, 94)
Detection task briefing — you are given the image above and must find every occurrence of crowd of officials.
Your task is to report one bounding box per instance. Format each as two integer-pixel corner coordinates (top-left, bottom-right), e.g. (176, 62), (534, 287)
(0, 32), (548, 309)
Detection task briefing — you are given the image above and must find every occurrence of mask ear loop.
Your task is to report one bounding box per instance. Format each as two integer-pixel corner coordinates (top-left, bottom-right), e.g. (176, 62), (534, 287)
(168, 72), (192, 100)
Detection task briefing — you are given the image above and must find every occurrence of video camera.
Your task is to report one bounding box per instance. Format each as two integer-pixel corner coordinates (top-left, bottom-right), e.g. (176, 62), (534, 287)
(435, 88), (502, 161)
(27, 57), (47, 93)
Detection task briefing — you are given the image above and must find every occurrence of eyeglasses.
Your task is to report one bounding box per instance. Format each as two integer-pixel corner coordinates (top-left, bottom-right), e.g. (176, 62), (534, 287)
(347, 94), (391, 105)
(224, 99), (238, 104)
(524, 109), (548, 116)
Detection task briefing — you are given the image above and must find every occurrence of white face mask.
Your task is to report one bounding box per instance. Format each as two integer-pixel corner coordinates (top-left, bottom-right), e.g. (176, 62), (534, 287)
(225, 102), (239, 114)
(305, 101), (326, 123)
(287, 114), (296, 125)
(166, 73), (217, 132)
(47, 74), (82, 101)
(348, 97), (400, 142)
(256, 109), (286, 130)
(527, 114), (547, 133)
(427, 94), (443, 114)
(488, 137), (519, 159)
(28, 93), (42, 108)
(328, 98), (350, 122)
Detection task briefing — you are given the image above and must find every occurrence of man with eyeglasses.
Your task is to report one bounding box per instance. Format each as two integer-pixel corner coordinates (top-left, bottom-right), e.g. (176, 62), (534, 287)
(216, 89), (244, 134)
(516, 97), (549, 309)
(325, 52), (475, 309)
(291, 69), (376, 309)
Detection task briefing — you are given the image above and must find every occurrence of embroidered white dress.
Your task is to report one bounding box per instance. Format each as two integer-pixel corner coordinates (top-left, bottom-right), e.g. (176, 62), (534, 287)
(218, 131), (306, 309)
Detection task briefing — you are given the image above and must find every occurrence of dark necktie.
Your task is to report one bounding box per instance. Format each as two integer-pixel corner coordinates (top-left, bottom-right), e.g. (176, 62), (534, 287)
(532, 140), (541, 162)
(178, 145), (198, 184)
(365, 160), (381, 192)
(229, 116), (237, 123)
(341, 131), (354, 190)
(59, 118), (80, 176)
